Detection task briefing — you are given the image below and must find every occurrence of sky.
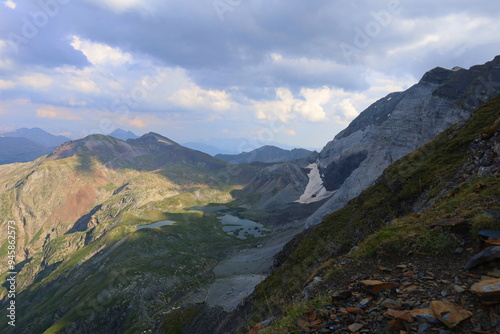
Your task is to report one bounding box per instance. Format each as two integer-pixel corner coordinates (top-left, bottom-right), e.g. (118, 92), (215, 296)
(0, 0), (499, 150)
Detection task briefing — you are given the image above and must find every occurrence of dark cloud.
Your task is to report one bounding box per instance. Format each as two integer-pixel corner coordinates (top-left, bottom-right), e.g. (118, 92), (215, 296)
(1, 0), (500, 147)
(3, 0), (499, 95)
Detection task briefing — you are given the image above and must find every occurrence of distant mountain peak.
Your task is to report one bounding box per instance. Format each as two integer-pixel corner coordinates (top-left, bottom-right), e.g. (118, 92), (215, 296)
(419, 66), (454, 84)
(3, 127), (70, 148)
(108, 128), (139, 141)
(135, 132), (179, 145)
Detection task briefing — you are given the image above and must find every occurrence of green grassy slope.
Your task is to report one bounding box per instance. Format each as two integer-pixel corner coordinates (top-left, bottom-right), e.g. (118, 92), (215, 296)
(0, 135), (263, 333)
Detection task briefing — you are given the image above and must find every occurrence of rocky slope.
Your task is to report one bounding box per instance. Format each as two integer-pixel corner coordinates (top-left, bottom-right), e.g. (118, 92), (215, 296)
(217, 92), (500, 334)
(216, 145), (313, 164)
(305, 56), (500, 227)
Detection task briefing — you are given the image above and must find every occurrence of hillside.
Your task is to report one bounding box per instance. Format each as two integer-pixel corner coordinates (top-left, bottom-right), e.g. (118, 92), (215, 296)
(215, 145), (313, 164)
(215, 94), (500, 334)
(0, 132), (263, 333)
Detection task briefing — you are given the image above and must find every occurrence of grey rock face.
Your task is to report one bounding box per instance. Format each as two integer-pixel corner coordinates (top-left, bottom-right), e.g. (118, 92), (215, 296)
(305, 56), (500, 228)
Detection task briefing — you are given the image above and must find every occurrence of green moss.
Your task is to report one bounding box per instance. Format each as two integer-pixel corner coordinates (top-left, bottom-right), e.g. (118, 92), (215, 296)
(471, 213), (500, 238)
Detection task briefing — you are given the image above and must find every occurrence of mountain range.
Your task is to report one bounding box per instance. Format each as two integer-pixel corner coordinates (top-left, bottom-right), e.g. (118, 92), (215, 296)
(0, 57), (499, 333)
(107, 128), (139, 141)
(0, 128), (71, 165)
(215, 145), (313, 164)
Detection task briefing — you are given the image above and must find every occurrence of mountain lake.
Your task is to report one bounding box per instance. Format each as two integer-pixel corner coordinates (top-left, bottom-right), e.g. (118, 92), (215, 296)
(218, 214), (270, 239)
(136, 220), (176, 230)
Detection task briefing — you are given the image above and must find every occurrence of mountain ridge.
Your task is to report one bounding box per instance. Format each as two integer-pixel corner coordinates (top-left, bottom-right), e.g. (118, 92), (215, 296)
(2, 127), (71, 147)
(215, 145), (313, 164)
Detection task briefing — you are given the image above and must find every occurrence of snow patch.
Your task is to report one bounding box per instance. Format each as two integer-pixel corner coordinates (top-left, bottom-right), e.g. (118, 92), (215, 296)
(296, 163), (334, 204)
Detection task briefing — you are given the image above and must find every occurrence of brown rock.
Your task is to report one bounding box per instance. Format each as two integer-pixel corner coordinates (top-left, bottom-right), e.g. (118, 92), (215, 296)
(430, 301), (472, 328)
(471, 278), (500, 304)
(485, 238), (500, 246)
(409, 308), (440, 324)
(348, 323), (363, 332)
(387, 319), (405, 331)
(331, 289), (352, 300)
(361, 280), (398, 294)
(387, 309), (414, 323)
(403, 271), (415, 277)
(249, 323), (263, 334)
(403, 285), (419, 294)
(379, 266), (393, 272)
(381, 299), (403, 309)
(345, 307), (364, 314)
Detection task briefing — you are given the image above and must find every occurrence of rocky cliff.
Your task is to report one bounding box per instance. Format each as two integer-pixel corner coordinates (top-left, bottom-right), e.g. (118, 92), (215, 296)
(305, 55), (500, 227)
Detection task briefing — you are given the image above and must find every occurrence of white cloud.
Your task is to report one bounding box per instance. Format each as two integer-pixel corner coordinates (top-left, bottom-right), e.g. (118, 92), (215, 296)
(387, 14), (500, 59)
(71, 36), (133, 66)
(254, 88), (295, 123)
(68, 77), (100, 94)
(388, 34), (440, 55)
(85, 0), (151, 14)
(168, 85), (233, 112)
(252, 86), (355, 123)
(3, 0), (16, 9)
(36, 106), (83, 120)
(18, 74), (53, 90)
(268, 53), (350, 80)
(0, 79), (16, 90)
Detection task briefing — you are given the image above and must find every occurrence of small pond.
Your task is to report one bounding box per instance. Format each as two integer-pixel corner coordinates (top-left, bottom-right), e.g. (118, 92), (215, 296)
(218, 214), (270, 239)
(136, 220), (176, 230)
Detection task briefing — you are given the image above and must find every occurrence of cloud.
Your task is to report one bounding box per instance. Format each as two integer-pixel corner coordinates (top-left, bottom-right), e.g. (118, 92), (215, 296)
(1, 0), (499, 148)
(18, 74), (53, 90)
(71, 35), (133, 66)
(0, 79), (15, 89)
(36, 106), (82, 120)
(85, 0), (150, 14)
(3, 0), (15, 9)
(126, 117), (146, 128)
(253, 86), (359, 124)
(168, 85), (233, 112)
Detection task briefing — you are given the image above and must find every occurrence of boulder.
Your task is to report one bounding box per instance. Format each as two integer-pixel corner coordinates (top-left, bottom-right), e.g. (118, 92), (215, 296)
(361, 280), (398, 294)
(430, 301), (472, 328)
(471, 278), (500, 304)
(464, 246), (500, 270)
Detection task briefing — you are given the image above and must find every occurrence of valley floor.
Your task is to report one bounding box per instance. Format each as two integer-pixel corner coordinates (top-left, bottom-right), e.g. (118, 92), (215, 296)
(205, 219), (305, 311)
